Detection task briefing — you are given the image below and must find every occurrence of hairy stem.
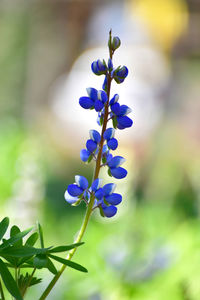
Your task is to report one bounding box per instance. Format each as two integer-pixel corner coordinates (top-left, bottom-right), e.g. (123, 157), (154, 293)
(38, 32), (113, 300)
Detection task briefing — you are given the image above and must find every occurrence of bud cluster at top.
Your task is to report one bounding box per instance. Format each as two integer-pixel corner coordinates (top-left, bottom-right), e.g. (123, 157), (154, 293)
(64, 32), (133, 218)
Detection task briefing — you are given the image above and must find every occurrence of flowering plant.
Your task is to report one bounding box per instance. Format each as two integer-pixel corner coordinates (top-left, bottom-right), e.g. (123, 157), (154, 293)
(0, 30), (132, 300)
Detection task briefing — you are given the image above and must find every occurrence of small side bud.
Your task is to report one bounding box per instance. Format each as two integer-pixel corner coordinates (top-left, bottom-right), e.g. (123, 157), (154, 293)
(112, 36), (121, 51)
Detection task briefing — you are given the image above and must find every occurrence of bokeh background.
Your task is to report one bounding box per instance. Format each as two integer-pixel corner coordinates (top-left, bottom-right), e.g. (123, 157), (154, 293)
(0, 0), (200, 299)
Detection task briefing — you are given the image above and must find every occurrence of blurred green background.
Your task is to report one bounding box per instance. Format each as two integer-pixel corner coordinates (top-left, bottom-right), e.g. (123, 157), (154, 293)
(0, 0), (200, 299)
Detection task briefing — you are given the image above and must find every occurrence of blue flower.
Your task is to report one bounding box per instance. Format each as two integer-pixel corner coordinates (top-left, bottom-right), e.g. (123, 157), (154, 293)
(103, 183), (116, 196)
(112, 36), (121, 51)
(111, 102), (121, 115)
(79, 96), (94, 109)
(91, 178), (102, 191)
(86, 87), (98, 101)
(107, 138), (118, 150)
(80, 149), (90, 162)
(113, 66), (129, 84)
(105, 193), (122, 205)
(64, 190), (78, 204)
(101, 203), (117, 218)
(86, 139), (97, 153)
(75, 175), (89, 190)
(95, 188), (104, 200)
(67, 184), (83, 197)
(91, 60), (107, 75)
(116, 116), (133, 129)
(103, 128), (115, 140)
(94, 100), (104, 112)
(110, 167), (127, 179)
(109, 94), (119, 105)
(98, 90), (108, 104)
(107, 156), (127, 179)
(89, 130), (101, 143)
(108, 156), (126, 168)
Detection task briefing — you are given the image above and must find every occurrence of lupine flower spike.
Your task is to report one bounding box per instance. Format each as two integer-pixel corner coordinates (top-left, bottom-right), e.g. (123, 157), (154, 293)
(39, 30), (133, 300)
(65, 30), (133, 218)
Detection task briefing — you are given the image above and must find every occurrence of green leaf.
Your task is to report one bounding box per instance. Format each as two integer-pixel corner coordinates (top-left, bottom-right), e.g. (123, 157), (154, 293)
(99, 205), (105, 217)
(112, 116), (117, 129)
(0, 246), (51, 258)
(18, 272), (42, 292)
(0, 253), (18, 267)
(10, 225), (22, 247)
(107, 168), (112, 177)
(49, 242), (84, 253)
(46, 257), (57, 275)
(100, 115), (104, 126)
(0, 217), (9, 241)
(25, 232), (38, 247)
(72, 198), (82, 206)
(49, 254), (88, 273)
(0, 227), (33, 250)
(0, 258), (23, 300)
(33, 254), (48, 269)
(37, 222), (44, 248)
(87, 154), (93, 164)
(29, 276), (42, 287)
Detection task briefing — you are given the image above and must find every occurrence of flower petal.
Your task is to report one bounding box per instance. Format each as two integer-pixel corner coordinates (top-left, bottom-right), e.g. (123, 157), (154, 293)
(105, 193), (122, 205)
(94, 100), (104, 112)
(67, 184), (83, 196)
(108, 156), (126, 168)
(103, 183), (116, 196)
(79, 97), (94, 109)
(109, 94), (119, 105)
(103, 128), (115, 140)
(64, 190), (78, 204)
(102, 205), (117, 218)
(91, 178), (103, 191)
(110, 167), (127, 179)
(86, 139), (97, 153)
(75, 175), (88, 190)
(111, 103), (121, 115)
(95, 188), (104, 200)
(89, 130), (101, 143)
(80, 149), (90, 162)
(107, 138), (118, 150)
(118, 105), (132, 116)
(98, 90), (108, 103)
(117, 116), (133, 129)
(86, 87), (98, 101)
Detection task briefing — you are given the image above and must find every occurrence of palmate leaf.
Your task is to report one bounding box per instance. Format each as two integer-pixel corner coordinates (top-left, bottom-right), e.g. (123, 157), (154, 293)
(49, 242), (84, 253)
(0, 227), (33, 250)
(18, 273), (42, 291)
(48, 254), (88, 273)
(0, 217), (9, 241)
(0, 258), (23, 300)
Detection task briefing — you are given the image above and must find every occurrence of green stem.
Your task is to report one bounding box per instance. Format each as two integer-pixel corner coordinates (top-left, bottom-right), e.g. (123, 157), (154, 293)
(0, 279), (5, 300)
(39, 31), (113, 300)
